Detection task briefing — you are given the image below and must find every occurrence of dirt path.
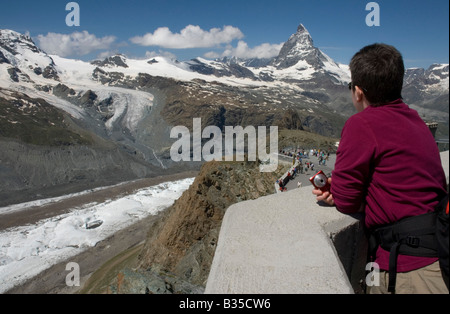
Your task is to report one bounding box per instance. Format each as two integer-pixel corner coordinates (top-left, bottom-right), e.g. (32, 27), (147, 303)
(78, 243), (144, 294)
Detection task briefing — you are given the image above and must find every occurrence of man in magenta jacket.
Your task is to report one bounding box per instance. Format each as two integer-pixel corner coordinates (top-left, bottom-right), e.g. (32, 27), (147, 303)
(313, 43), (448, 294)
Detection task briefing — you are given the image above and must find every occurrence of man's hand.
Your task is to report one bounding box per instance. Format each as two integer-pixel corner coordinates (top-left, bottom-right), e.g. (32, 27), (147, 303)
(312, 178), (335, 206)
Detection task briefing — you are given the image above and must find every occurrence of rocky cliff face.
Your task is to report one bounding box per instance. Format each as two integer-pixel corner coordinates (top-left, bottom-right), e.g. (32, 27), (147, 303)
(107, 159), (286, 294)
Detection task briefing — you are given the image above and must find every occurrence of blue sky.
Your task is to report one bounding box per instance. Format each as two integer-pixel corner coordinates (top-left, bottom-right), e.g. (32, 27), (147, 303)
(1, 0), (448, 69)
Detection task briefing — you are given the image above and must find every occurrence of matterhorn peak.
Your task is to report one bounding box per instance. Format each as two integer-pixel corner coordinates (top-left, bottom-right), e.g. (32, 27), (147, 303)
(271, 23), (316, 69)
(291, 23), (314, 47)
(296, 24), (308, 34)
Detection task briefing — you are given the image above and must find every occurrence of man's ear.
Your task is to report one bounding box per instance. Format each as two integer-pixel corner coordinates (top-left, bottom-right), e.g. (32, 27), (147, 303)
(354, 86), (365, 102)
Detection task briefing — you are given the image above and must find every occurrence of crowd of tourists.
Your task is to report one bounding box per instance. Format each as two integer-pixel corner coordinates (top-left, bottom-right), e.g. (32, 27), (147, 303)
(276, 148), (332, 192)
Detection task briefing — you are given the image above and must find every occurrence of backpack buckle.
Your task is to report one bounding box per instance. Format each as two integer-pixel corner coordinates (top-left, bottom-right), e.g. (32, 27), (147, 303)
(406, 236), (420, 248)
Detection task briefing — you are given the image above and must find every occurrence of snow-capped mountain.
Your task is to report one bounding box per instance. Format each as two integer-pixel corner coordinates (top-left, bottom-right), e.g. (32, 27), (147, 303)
(185, 24), (350, 85)
(0, 25), (448, 206)
(0, 29), (59, 82)
(269, 24), (349, 84)
(403, 64), (449, 123)
(0, 25), (354, 146)
(274, 24), (317, 69)
(404, 63), (449, 96)
(186, 57), (259, 80)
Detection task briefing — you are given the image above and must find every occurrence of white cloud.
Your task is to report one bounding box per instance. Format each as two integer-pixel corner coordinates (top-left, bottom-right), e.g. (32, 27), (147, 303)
(130, 25), (244, 49)
(96, 50), (119, 59)
(203, 51), (221, 59)
(36, 31), (116, 57)
(220, 41), (284, 59)
(145, 50), (178, 61)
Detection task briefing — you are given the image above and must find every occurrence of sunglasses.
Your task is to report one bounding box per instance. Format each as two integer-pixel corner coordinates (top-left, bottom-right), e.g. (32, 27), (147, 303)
(348, 82), (368, 92)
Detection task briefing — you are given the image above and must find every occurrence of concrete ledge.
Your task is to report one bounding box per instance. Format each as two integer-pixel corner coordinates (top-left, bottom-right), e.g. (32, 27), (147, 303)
(205, 186), (365, 294)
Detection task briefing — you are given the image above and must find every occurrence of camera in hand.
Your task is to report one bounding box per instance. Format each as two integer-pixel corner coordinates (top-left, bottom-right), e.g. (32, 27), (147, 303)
(309, 171), (330, 192)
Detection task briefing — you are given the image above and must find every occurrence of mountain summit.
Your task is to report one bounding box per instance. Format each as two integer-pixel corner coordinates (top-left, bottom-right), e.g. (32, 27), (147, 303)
(0, 29), (41, 57)
(272, 24), (314, 69)
(0, 29), (59, 81)
(272, 24), (333, 71)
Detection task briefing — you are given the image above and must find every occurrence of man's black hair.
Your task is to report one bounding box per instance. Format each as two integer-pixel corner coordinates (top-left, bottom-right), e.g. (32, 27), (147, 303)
(349, 43), (405, 106)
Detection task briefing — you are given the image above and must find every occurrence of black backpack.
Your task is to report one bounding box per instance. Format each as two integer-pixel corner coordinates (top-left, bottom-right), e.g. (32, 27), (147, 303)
(368, 193), (449, 293)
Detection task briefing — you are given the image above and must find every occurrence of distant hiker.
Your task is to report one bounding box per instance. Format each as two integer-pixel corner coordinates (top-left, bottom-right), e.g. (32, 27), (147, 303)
(312, 43), (448, 294)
